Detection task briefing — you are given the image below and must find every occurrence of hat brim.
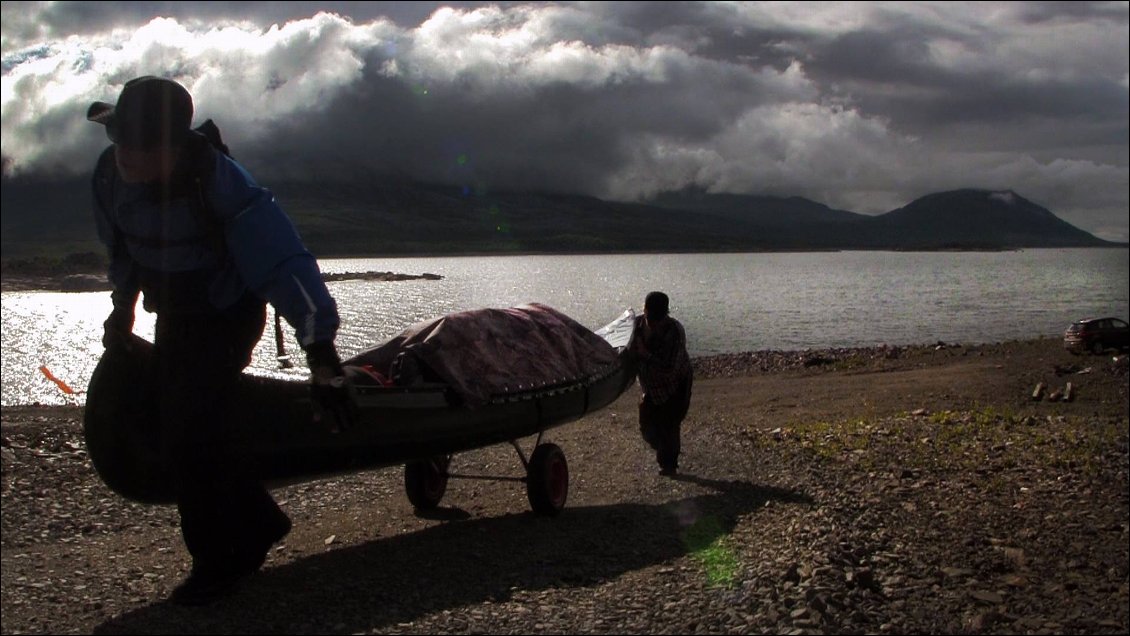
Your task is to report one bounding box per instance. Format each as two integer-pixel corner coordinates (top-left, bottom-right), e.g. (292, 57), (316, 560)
(87, 101), (115, 125)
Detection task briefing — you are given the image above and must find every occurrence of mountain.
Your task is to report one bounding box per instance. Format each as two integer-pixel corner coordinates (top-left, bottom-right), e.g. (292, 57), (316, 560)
(646, 187), (1115, 250)
(648, 189), (867, 227)
(862, 189), (1107, 249)
(0, 175), (1116, 260)
(644, 188), (869, 249)
(1, 174), (101, 257)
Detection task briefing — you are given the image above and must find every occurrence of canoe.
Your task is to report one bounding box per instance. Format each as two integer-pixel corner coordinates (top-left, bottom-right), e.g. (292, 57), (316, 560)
(83, 306), (639, 511)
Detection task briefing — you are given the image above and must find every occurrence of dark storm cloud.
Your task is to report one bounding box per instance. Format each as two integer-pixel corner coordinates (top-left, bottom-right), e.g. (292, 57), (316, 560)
(809, 25), (1128, 126)
(244, 29), (804, 195)
(2, 1), (1127, 240)
(1011, 0), (1129, 23)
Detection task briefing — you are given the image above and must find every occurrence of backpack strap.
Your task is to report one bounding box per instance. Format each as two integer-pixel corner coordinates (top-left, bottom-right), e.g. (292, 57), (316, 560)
(181, 128), (229, 261)
(185, 122), (291, 367)
(93, 146), (132, 262)
(93, 146), (117, 216)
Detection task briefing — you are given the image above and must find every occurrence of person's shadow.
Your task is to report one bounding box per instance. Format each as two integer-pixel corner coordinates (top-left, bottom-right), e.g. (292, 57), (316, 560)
(95, 475), (812, 634)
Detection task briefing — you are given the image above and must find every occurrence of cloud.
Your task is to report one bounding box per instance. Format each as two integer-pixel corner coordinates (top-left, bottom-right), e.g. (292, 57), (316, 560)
(2, 12), (398, 173)
(604, 94), (909, 203)
(1, 2), (1127, 240)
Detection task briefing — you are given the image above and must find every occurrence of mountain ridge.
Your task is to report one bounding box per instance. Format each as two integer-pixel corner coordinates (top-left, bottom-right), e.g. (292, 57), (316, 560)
(0, 175), (1119, 259)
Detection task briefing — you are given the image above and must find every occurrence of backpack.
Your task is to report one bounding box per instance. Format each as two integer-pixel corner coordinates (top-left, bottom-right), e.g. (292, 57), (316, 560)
(193, 119), (230, 158)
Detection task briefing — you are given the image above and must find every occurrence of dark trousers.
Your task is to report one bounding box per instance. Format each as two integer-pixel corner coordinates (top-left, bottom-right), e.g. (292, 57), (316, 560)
(153, 295), (286, 567)
(639, 377), (692, 470)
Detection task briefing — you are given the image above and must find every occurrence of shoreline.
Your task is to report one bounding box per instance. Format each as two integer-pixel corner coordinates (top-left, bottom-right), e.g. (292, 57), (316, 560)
(0, 270), (444, 293)
(5, 336), (1114, 410)
(5, 244), (1127, 292)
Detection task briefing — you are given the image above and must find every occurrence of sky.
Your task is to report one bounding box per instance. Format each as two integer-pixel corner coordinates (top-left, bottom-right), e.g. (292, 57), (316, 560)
(2, 1), (1128, 241)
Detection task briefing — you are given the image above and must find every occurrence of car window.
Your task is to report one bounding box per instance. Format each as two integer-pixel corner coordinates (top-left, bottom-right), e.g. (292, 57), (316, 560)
(1113, 319), (1128, 329)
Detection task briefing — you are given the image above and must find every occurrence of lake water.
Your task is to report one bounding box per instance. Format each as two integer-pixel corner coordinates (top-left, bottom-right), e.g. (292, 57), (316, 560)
(2, 249), (1127, 406)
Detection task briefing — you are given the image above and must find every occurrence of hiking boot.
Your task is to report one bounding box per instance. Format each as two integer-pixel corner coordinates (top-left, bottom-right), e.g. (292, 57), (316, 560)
(238, 512), (292, 575)
(659, 465), (678, 476)
(169, 562), (246, 606)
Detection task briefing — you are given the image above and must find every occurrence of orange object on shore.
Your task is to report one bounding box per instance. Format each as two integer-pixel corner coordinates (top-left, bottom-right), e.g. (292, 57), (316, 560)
(39, 365), (76, 395)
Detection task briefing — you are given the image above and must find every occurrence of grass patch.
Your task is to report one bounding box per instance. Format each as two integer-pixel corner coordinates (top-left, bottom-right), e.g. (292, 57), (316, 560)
(681, 516), (741, 588)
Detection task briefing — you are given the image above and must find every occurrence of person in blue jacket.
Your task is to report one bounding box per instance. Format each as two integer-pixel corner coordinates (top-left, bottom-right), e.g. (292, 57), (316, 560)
(87, 76), (352, 605)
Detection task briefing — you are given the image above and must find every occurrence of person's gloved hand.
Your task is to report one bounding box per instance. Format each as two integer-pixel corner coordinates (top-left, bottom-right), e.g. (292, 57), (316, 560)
(102, 307), (135, 351)
(305, 340), (356, 433)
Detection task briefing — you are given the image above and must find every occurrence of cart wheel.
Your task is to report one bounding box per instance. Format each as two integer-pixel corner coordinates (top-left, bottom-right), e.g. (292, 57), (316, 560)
(405, 457), (448, 510)
(527, 443), (568, 516)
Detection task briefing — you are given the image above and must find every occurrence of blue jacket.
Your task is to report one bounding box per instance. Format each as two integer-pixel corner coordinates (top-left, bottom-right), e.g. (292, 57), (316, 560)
(92, 141), (339, 348)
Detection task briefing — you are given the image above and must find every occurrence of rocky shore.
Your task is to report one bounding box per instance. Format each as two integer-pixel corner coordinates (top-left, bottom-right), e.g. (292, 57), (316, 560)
(1, 270), (443, 293)
(2, 338), (1127, 634)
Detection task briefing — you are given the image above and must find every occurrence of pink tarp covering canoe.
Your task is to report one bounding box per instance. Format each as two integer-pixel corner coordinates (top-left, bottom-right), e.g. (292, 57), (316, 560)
(345, 303), (621, 406)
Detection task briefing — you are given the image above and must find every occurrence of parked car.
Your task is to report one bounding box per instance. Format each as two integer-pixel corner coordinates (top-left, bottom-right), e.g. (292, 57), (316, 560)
(1063, 317), (1130, 355)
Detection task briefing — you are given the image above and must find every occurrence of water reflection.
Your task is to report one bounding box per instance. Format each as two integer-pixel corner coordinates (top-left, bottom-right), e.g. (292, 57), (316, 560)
(3, 249), (1127, 406)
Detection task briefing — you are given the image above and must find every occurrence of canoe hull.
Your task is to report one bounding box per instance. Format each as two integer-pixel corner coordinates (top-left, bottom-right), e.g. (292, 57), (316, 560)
(84, 335), (637, 504)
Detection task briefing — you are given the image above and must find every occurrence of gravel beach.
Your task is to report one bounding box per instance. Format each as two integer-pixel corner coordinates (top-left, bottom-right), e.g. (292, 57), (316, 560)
(2, 338), (1127, 634)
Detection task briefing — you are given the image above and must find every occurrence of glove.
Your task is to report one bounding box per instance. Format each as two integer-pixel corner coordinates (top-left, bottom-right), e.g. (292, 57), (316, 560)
(102, 307), (135, 351)
(305, 340), (356, 433)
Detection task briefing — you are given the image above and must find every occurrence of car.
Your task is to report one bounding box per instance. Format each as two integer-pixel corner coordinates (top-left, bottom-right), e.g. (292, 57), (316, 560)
(1063, 317), (1130, 355)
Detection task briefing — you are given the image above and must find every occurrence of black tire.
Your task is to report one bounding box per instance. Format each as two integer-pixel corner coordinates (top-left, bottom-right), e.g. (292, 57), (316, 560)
(527, 443), (568, 516)
(1091, 340), (1105, 355)
(405, 457), (448, 510)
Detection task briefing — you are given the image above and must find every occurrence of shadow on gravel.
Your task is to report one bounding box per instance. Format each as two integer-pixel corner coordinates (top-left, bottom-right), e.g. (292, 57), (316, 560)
(95, 477), (812, 634)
